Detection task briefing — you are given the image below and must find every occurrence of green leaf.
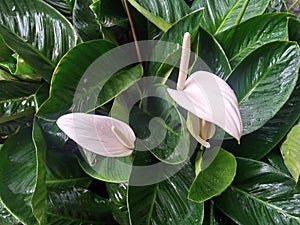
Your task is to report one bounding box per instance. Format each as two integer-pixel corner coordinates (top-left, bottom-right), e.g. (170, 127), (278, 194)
(0, 81), (40, 100)
(0, 201), (19, 225)
(0, 0), (80, 82)
(0, 120), (31, 136)
(223, 76), (300, 159)
(90, 0), (128, 28)
(127, 0), (172, 32)
(266, 150), (291, 176)
(0, 36), (13, 62)
(289, 17), (300, 42)
(34, 83), (68, 148)
(192, 0), (270, 34)
(32, 119), (47, 224)
(37, 40), (143, 120)
(188, 148), (237, 202)
(227, 41), (300, 134)
(215, 158), (300, 224)
(46, 149), (92, 189)
(106, 183), (130, 225)
(203, 202), (237, 225)
(46, 187), (116, 225)
(73, 0), (101, 41)
(215, 13), (290, 68)
(128, 0), (191, 32)
(194, 27), (232, 79)
(0, 128), (38, 224)
(43, 0), (74, 19)
(78, 153), (131, 183)
(0, 81), (39, 124)
(128, 161), (204, 225)
(281, 122), (300, 183)
(130, 96), (190, 164)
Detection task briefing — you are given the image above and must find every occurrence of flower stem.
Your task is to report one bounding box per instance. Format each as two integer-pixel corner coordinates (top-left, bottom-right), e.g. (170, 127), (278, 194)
(177, 32), (191, 90)
(288, 0), (300, 11)
(124, 0), (142, 63)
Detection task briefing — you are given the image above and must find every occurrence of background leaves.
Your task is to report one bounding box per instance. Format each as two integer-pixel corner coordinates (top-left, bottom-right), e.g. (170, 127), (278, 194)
(227, 41), (300, 134)
(192, 0), (271, 34)
(215, 158), (300, 225)
(0, 0), (80, 82)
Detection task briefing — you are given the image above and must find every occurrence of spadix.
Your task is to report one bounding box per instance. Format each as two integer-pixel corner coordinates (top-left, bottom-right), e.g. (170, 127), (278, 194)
(167, 32), (243, 147)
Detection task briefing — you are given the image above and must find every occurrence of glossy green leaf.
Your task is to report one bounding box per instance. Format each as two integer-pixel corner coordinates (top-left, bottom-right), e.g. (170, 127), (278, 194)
(188, 148), (237, 202)
(227, 41), (300, 134)
(90, 0), (128, 28)
(192, 0), (270, 35)
(0, 120), (31, 136)
(130, 96), (190, 164)
(46, 149), (92, 189)
(266, 149), (291, 176)
(46, 187), (115, 225)
(127, 0), (172, 32)
(203, 202), (237, 225)
(134, 0), (190, 23)
(194, 27), (231, 79)
(0, 69), (18, 81)
(223, 77), (300, 159)
(0, 128), (38, 224)
(128, 161), (204, 225)
(32, 119), (47, 224)
(0, 36), (13, 62)
(281, 122), (300, 183)
(43, 0), (74, 19)
(215, 158), (300, 224)
(128, 0), (190, 32)
(0, 81), (40, 100)
(0, 81), (39, 124)
(289, 17), (300, 42)
(106, 183), (130, 225)
(73, 0), (101, 41)
(34, 83), (68, 148)
(13, 55), (42, 82)
(0, 201), (19, 225)
(216, 13), (290, 68)
(0, 0), (80, 82)
(78, 153), (131, 183)
(37, 40), (143, 120)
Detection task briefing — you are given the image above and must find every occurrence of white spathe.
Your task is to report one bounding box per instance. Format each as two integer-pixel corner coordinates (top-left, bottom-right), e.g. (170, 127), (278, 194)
(167, 71), (243, 147)
(56, 113), (136, 157)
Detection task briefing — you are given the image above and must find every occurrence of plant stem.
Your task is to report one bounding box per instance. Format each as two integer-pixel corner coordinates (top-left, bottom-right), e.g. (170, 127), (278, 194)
(288, 0), (300, 11)
(124, 0), (142, 63)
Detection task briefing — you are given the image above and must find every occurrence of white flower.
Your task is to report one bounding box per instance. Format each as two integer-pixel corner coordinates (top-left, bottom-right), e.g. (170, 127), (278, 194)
(56, 113), (136, 157)
(167, 32), (243, 148)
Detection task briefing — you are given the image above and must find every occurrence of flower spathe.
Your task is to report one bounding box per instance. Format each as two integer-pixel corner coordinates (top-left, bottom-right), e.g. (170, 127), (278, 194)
(167, 32), (243, 147)
(56, 113), (136, 157)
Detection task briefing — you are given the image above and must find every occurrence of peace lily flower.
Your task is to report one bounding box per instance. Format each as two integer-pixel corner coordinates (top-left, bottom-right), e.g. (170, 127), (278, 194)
(56, 113), (136, 157)
(167, 32), (243, 148)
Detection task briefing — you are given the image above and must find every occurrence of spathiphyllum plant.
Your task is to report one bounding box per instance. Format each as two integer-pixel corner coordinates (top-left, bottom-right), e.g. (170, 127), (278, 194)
(0, 0), (300, 225)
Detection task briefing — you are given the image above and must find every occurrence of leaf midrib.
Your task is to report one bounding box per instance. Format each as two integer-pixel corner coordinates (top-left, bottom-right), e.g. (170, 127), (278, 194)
(46, 177), (90, 184)
(214, 0), (241, 34)
(232, 185), (300, 221)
